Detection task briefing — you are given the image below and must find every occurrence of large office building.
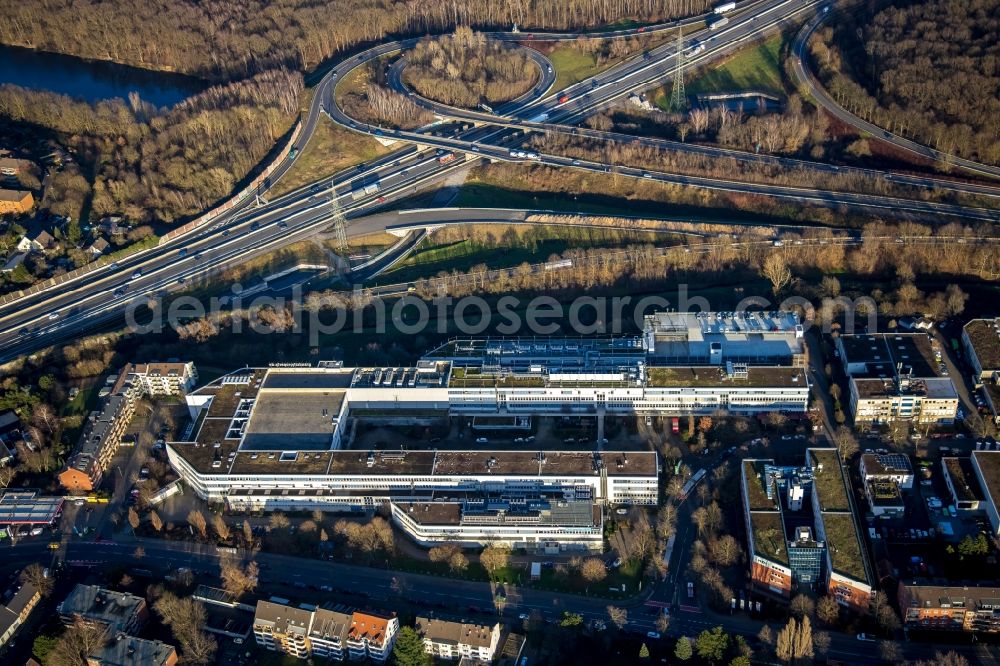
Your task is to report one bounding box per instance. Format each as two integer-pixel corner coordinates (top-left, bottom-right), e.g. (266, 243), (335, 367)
(166, 363), (659, 551)
(836, 333), (959, 426)
(741, 459), (824, 599)
(740, 450), (872, 612)
(431, 310), (810, 416)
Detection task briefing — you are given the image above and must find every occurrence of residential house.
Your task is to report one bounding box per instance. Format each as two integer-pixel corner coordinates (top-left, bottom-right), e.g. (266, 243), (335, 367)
(347, 612), (398, 662)
(58, 362), (197, 492)
(86, 635), (177, 666)
(86, 238), (111, 256)
(898, 583), (1000, 634)
(415, 616), (500, 663)
(58, 585), (148, 636)
(252, 600), (313, 659)
(0, 582), (41, 647)
(0, 190), (33, 215)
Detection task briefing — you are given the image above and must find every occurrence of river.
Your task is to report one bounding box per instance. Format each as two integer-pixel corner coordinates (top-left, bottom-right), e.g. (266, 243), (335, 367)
(0, 43), (205, 108)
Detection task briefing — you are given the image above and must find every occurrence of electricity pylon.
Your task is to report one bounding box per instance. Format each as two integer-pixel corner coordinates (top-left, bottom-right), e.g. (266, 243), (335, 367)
(670, 28), (687, 112)
(330, 183), (348, 252)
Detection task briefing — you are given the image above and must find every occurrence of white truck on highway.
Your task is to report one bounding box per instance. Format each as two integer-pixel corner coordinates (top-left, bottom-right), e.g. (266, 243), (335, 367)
(713, 1), (736, 13)
(529, 112), (549, 123)
(351, 181), (380, 200)
(708, 16), (729, 29)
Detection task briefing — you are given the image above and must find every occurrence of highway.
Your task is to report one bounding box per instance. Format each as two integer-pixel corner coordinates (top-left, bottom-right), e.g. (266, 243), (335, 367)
(3, 0), (1000, 360)
(790, 7), (1000, 180)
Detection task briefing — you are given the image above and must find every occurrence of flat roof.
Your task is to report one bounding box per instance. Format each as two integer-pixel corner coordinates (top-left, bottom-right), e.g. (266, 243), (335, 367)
(0, 492), (62, 525)
(646, 366), (807, 388)
(902, 583), (1000, 610)
(861, 453), (913, 476)
(261, 370), (354, 391)
(965, 319), (1000, 372)
(750, 511), (788, 567)
(743, 460), (778, 511)
(943, 457), (985, 502)
(242, 391), (345, 451)
(809, 449), (850, 512)
(839, 334), (938, 379)
(821, 512), (868, 583)
(972, 451), (1000, 510)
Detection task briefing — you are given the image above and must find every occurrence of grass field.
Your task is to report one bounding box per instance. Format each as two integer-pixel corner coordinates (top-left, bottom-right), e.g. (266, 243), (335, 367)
(376, 224), (670, 284)
(652, 31), (788, 109)
(547, 45), (608, 91)
(271, 115), (391, 198)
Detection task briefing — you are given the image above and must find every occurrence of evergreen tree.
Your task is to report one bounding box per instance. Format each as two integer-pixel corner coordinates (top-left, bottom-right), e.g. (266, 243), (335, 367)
(639, 642), (650, 659)
(675, 635), (693, 661)
(391, 626), (431, 666)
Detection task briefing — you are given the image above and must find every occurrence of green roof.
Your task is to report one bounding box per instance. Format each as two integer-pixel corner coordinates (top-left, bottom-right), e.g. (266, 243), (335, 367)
(743, 460), (777, 511)
(646, 366), (806, 388)
(750, 512), (788, 566)
(821, 512), (868, 583)
(448, 367), (544, 388)
(809, 449), (850, 512)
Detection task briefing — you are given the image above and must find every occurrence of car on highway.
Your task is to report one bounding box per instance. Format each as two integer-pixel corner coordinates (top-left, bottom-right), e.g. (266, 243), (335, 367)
(131, 270), (142, 280)
(48, 542), (60, 550)
(572, 159), (581, 166)
(856, 633), (875, 642)
(642, 172), (652, 178)
(48, 312), (59, 320)
(277, 221), (288, 229)
(178, 249), (188, 258)
(646, 631), (661, 639)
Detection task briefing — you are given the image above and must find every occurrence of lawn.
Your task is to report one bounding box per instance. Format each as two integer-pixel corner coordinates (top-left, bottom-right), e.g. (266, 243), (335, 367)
(652, 31), (789, 108)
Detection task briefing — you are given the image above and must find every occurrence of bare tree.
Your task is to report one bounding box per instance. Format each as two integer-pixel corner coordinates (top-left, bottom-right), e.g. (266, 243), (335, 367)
(832, 427), (859, 460)
(187, 509), (207, 538)
(20, 563), (54, 597)
(761, 253), (792, 294)
(816, 595), (840, 625)
(220, 559), (259, 599)
(480, 543), (511, 575)
(127, 507), (140, 530)
(212, 514), (231, 541)
(149, 510), (163, 532)
(580, 557), (607, 590)
(790, 594), (815, 618)
(268, 512), (290, 530)
(607, 605), (628, 630)
(47, 618), (108, 666)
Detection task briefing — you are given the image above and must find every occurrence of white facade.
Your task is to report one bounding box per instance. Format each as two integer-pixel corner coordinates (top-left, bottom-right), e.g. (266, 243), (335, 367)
(168, 446), (658, 508)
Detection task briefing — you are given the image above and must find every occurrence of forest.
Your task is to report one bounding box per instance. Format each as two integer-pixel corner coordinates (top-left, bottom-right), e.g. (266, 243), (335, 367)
(0, 69), (302, 226)
(809, 0), (1000, 165)
(0, 0), (711, 80)
(404, 27), (537, 108)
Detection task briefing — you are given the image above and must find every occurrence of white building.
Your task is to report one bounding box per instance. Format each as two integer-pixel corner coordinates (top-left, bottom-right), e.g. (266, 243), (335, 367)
(415, 616), (500, 662)
(859, 453), (914, 489)
(836, 334), (958, 425)
(252, 601), (396, 662)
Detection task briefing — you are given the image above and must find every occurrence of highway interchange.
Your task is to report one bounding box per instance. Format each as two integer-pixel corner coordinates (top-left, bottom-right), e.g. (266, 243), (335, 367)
(2, 0), (1000, 362)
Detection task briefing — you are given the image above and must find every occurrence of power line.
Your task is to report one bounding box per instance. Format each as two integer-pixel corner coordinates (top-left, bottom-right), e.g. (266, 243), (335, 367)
(670, 28), (687, 112)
